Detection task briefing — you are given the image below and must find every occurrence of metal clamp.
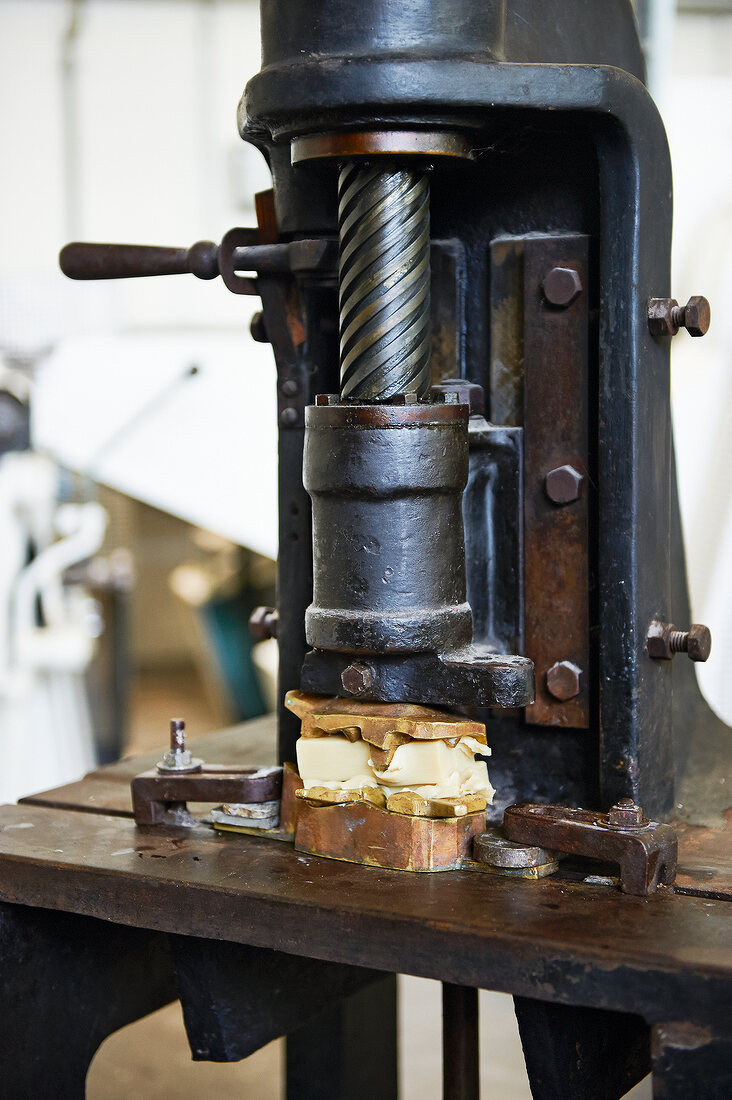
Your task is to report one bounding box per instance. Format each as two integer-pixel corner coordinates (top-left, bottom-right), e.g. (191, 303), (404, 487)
(503, 801), (677, 895)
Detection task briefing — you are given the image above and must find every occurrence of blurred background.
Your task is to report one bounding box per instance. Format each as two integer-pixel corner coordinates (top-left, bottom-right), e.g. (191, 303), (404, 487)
(0, 1), (729, 1097)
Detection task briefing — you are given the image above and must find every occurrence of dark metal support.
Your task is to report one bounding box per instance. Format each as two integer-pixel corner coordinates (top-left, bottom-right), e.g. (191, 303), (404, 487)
(651, 1024), (732, 1100)
(0, 902), (175, 1099)
(169, 935), (392, 1063)
(514, 997), (650, 1100)
(442, 983), (479, 1100)
(286, 974), (398, 1100)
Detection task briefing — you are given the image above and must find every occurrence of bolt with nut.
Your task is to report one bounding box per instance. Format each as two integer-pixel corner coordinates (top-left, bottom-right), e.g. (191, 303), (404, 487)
(646, 621), (712, 662)
(647, 296), (711, 338)
(157, 718), (202, 773)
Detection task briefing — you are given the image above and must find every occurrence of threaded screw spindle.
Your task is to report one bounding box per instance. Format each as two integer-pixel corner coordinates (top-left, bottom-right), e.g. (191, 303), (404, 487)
(338, 162), (431, 402)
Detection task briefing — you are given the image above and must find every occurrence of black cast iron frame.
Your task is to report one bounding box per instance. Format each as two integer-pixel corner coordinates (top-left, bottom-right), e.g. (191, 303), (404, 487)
(251, 61), (676, 817)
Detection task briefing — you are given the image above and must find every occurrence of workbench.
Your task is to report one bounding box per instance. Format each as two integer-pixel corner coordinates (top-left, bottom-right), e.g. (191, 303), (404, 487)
(0, 716), (730, 1098)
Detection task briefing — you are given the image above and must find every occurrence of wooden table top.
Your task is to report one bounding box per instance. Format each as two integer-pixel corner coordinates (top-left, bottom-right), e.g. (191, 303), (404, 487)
(0, 715), (728, 1026)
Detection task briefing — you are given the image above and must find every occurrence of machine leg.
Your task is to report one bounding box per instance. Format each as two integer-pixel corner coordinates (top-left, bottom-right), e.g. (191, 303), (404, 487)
(0, 901), (175, 1100)
(651, 1023), (732, 1099)
(286, 973), (398, 1100)
(442, 983), (480, 1100)
(514, 996), (650, 1100)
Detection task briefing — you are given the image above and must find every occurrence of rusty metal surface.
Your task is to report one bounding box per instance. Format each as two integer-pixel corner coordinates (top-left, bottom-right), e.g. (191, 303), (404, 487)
(504, 802), (677, 895)
(20, 716), (278, 817)
(18, 714), (732, 898)
(291, 129), (473, 163)
(286, 689), (486, 742)
(523, 235), (590, 728)
(489, 238), (524, 427)
(132, 766), (282, 826)
(674, 811), (732, 900)
(0, 800), (731, 1028)
(295, 798), (485, 872)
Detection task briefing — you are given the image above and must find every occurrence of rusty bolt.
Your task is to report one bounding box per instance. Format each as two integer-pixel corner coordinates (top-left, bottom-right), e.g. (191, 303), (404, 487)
(672, 623), (712, 663)
(170, 718), (186, 752)
(390, 392), (419, 405)
(542, 266), (583, 308)
(545, 464), (584, 505)
(250, 311), (269, 343)
(647, 621), (711, 662)
(431, 379), (485, 416)
(648, 296), (711, 339)
(157, 717), (201, 773)
(315, 393), (340, 406)
(249, 606), (279, 642)
(607, 798), (645, 829)
(546, 660), (581, 701)
(341, 661), (375, 696)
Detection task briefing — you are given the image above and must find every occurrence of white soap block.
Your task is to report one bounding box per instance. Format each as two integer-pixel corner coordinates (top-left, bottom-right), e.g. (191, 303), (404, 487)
(296, 735), (372, 785)
(374, 738), (483, 788)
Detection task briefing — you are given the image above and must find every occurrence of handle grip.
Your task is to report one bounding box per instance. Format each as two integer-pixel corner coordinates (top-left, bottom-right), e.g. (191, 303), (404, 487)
(59, 240), (220, 281)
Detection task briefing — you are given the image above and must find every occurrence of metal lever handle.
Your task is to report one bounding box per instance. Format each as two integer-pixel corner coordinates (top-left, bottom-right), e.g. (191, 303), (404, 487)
(59, 235), (336, 295)
(59, 240), (220, 281)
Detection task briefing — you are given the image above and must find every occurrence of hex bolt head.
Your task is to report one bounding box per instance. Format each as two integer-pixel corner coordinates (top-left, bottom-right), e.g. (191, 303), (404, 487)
(545, 464), (584, 505)
(607, 798), (645, 828)
(341, 661), (375, 696)
(685, 624), (712, 662)
(542, 266), (583, 308)
(431, 379), (485, 416)
(546, 661), (581, 701)
(678, 296), (711, 338)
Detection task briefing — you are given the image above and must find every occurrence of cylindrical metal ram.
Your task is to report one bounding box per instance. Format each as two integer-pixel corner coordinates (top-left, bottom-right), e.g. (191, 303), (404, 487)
(303, 400), (473, 654)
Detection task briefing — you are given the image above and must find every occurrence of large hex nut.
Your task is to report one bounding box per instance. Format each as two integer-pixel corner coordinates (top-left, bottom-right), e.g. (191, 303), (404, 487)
(687, 624), (712, 662)
(546, 661), (582, 701)
(545, 464), (584, 505)
(646, 620), (674, 660)
(682, 296), (711, 338)
(542, 266), (583, 308)
(431, 379), (485, 416)
(648, 298), (679, 338)
(341, 662), (375, 695)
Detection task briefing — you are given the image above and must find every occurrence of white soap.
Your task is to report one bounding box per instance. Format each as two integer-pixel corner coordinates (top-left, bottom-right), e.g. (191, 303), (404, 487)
(296, 735), (372, 785)
(373, 738), (483, 787)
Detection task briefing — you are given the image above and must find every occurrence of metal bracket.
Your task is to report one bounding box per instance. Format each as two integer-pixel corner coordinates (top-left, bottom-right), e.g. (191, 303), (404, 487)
(503, 802), (677, 895)
(131, 765), (282, 826)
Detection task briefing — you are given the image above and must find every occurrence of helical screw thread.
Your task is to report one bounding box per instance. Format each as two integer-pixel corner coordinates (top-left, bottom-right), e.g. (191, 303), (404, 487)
(669, 630), (689, 653)
(338, 162), (431, 402)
